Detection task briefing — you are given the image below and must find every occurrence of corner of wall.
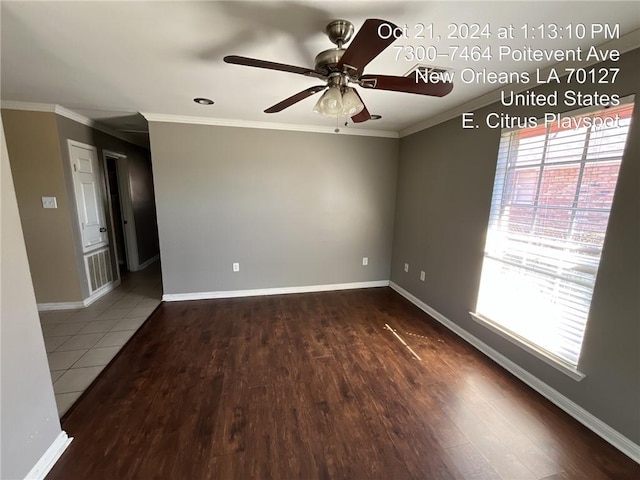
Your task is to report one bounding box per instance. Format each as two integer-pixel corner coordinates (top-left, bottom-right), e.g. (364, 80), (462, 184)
(2, 109), (85, 303)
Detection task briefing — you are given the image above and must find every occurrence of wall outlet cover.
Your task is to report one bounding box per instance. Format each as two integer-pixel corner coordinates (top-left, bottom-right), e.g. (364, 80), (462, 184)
(404, 263), (409, 272)
(42, 196), (57, 209)
(362, 257), (368, 266)
(420, 271), (426, 281)
(232, 263), (240, 272)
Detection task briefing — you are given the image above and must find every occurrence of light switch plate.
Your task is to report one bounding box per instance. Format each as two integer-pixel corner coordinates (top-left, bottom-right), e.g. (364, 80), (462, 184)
(42, 196), (57, 209)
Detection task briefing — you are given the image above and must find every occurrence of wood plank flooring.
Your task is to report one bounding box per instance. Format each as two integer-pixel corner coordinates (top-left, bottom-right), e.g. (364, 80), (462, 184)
(47, 288), (640, 479)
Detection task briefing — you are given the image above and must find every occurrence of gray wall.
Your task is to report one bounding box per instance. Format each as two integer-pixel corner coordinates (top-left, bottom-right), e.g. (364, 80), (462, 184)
(1, 117), (62, 479)
(391, 48), (640, 443)
(148, 123), (398, 295)
(56, 116), (160, 289)
(2, 109), (86, 303)
(2, 110), (160, 304)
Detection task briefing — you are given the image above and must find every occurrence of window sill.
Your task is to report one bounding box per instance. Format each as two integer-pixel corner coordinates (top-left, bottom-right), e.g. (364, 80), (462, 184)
(469, 312), (585, 381)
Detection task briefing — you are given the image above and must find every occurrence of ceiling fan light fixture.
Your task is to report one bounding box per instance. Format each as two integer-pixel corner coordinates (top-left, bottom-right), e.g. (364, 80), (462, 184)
(314, 85), (343, 116)
(313, 86), (364, 118)
(341, 87), (364, 116)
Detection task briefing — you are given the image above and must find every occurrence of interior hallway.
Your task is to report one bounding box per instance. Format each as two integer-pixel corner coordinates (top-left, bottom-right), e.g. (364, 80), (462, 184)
(38, 262), (162, 416)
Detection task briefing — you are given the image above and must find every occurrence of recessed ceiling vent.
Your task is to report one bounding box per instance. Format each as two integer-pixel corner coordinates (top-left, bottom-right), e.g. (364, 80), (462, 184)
(404, 64), (452, 78)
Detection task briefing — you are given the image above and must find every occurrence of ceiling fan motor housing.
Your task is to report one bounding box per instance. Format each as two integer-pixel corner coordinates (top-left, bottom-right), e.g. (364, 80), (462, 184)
(314, 48), (346, 76)
(315, 20), (355, 76)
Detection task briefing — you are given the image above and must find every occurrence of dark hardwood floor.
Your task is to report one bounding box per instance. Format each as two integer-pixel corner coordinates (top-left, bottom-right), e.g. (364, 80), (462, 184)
(47, 288), (639, 479)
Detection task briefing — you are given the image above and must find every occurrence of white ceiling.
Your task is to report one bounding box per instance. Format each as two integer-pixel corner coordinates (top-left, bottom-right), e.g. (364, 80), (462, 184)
(2, 1), (639, 139)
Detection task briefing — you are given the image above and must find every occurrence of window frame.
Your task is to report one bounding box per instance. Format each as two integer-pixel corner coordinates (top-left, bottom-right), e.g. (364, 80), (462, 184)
(470, 96), (635, 380)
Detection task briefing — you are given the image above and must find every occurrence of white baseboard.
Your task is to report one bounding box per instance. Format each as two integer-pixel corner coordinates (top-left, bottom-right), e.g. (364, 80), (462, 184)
(37, 279), (121, 311)
(133, 254), (159, 272)
(389, 281), (640, 465)
(163, 280), (390, 302)
(37, 301), (85, 311)
(24, 431), (73, 480)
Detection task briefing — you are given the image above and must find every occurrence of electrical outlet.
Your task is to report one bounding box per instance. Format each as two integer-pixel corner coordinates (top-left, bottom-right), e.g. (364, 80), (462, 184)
(404, 263), (409, 273)
(232, 262), (240, 272)
(362, 257), (368, 266)
(41, 196), (57, 209)
(420, 271), (426, 281)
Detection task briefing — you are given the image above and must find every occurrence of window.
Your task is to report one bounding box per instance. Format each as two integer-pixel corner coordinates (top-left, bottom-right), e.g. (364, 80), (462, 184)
(474, 100), (634, 371)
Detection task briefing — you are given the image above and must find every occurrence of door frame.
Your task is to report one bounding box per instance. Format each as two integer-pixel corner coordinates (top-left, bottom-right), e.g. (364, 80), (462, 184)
(102, 150), (139, 274)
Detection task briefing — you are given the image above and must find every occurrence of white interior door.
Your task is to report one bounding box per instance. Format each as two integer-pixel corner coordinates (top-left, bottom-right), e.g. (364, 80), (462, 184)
(69, 141), (109, 252)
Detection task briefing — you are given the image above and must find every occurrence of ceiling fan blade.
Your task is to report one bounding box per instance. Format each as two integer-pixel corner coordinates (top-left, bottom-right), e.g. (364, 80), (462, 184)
(360, 74), (454, 97)
(351, 89), (371, 123)
(337, 19), (398, 74)
(224, 55), (326, 80)
(264, 86), (326, 113)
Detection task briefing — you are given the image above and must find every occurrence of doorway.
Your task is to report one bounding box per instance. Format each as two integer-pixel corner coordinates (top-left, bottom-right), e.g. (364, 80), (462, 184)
(102, 151), (138, 277)
(106, 156), (127, 274)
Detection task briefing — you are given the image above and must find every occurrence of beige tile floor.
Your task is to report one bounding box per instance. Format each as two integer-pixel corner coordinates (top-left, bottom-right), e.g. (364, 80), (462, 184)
(39, 262), (162, 417)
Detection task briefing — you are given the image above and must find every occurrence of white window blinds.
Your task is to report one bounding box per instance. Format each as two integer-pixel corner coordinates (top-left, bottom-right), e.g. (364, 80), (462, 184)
(475, 100), (634, 367)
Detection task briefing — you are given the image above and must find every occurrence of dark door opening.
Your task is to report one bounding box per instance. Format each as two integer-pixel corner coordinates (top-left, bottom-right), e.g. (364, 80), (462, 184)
(106, 156), (128, 273)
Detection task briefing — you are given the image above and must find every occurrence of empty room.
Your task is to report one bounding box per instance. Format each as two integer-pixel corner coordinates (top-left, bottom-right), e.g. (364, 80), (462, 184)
(1, 1), (639, 479)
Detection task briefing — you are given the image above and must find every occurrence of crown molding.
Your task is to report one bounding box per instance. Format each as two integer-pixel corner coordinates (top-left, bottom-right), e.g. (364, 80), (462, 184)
(1, 100), (144, 146)
(2, 100), (93, 126)
(400, 29), (640, 138)
(1, 101), (58, 113)
(55, 105), (94, 127)
(140, 112), (399, 139)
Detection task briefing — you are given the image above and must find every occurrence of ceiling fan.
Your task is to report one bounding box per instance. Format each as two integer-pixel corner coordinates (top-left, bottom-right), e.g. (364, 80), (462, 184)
(224, 18), (453, 124)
